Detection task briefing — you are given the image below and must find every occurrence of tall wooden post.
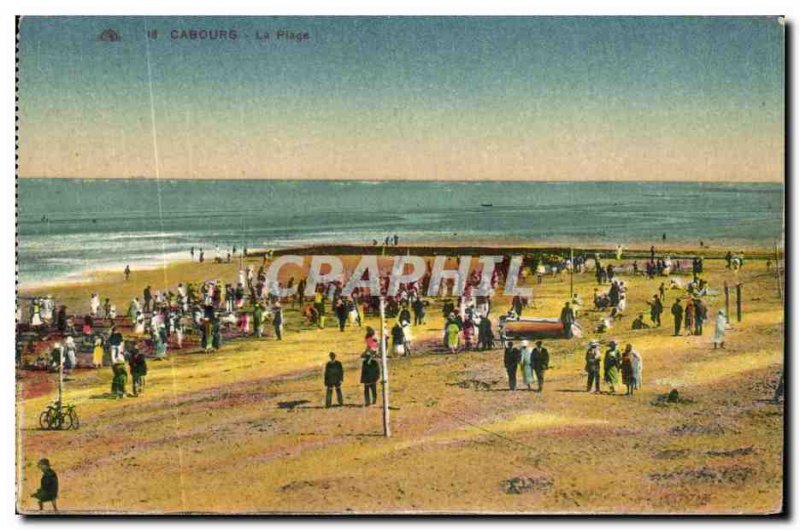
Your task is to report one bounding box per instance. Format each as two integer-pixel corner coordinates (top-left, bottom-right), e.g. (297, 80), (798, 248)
(569, 248), (574, 300)
(736, 283), (743, 323)
(58, 345), (64, 411)
(378, 297), (391, 437)
(775, 242), (783, 301)
(724, 282), (730, 324)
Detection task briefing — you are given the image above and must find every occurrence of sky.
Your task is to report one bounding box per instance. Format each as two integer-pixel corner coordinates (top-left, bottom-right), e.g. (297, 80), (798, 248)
(17, 16), (784, 181)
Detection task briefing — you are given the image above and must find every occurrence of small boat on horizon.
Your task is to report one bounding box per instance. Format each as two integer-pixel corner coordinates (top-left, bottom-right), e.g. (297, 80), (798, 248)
(481, 203), (493, 207)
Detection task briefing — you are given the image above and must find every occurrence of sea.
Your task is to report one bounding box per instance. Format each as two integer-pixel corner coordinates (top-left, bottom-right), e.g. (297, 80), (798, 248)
(17, 179), (784, 288)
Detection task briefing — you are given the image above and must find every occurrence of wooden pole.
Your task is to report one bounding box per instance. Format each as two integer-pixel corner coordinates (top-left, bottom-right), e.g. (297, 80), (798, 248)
(775, 242), (783, 302)
(736, 283), (743, 323)
(569, 248), (574, 300)
(379, 296), (391, 437)
(58, 345), (64, 410)
(724, 282), (730, 324)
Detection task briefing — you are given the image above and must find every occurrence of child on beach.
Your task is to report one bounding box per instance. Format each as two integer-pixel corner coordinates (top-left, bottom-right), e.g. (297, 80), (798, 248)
(31, 458), (58, 512)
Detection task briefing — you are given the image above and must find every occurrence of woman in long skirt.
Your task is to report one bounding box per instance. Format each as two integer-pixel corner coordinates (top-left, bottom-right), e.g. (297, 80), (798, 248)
(92, 336), (104, 368)
(446, 321), (461, 354)
(713, 310), (727, 349)
(631, 349), (643, 391)
(621, 345), (634, 395)
(134, 312), (145, 335)
(604, 341), (621, 394)
(684, 299), (695, 336)
(520, 340), (533, 390)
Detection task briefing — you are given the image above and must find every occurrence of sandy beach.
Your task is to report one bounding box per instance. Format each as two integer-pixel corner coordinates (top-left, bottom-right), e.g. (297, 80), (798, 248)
(16, 243), (784, 514)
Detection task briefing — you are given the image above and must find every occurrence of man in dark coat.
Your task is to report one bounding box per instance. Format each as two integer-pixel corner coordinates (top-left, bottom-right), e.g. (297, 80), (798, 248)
(360, 352), (381, 406)
(335, 299), (348, 332)
(143, 286), (152, 313)
(631, 313), (650, 330)
(478, 315), (494, 350)
(649, 295), (663, 327)
(511, 296), (524, 317)
(585, 342), (602, 393)
(503, 341), (521, 391)
(324, 352), (344, 408)
(560, 302), (575, 338)
(671, 298), (683, 336)
(272, 303), (283, 340)
(694, 298), (707, 335)
(31, 458), (58, 512)
(532, 340), (550, 392)
(129, 346), (148, 396)
(412, 297), (426, 325)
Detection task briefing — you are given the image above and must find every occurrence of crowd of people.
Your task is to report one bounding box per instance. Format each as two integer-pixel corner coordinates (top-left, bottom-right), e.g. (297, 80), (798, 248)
(18, 242), (746, 409)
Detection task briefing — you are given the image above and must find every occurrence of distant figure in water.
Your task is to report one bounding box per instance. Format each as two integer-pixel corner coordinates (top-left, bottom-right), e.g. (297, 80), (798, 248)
(662, 233), (666, 241)
(124, 265), (130, 281)
(199, 249), (204, 263)
(190, 247), (194, 260)
(393, 234), (399, 246)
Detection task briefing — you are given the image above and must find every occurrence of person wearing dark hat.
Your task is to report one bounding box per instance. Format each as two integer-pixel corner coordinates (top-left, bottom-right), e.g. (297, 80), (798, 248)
(360, 351), (381, 406)
(503, 341), (521, 391)
(560, 302), (575, 338)
(129, 345), (148, 396)
(31, 458), (58, 512)
(585, 341), (602, 393)
(648, 294), (663, 327)
(671, 298), (683, 336)
(532, 340), (550, 392)
(693, 297), (707, 335)
(604, 340), (621, 394)
(272, 302), (284, 340)
(324, 352), (344, 408)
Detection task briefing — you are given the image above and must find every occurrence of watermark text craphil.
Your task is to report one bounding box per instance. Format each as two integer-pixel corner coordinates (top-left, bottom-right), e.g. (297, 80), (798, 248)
(265, 255), (532, 298)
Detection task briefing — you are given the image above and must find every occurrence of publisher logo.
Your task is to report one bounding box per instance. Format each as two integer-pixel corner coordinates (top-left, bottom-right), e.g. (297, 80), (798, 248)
(98, 29), (121, 42)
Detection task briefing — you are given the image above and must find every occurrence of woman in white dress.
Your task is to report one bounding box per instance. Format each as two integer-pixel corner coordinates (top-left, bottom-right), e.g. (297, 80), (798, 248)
(30, 299), (43, 327)
(631, 349), (643, 390)
(713, 310), (728, 349)
(520, 340), (534, 390)
(134, 312), (146, 335)
(63, 336), (77, 370)
(90, 294), (101, 317)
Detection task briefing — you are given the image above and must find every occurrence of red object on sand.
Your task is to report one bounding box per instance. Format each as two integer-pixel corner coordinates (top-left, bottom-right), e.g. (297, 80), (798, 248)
(502, 319), (565, 339)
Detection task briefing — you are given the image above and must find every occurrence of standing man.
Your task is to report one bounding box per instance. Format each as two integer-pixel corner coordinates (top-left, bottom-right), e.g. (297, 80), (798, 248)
(335, 298), (348, 332)
(671, 298), (683, 336)
(110, 339), (127, 398)
(694, 298), (707, 335)
(143, 286), (152, 314)
(253, 303), (263, 338)
(124, 265), (131, 281)
(129, 346), (147, 396)
(585, 341), (602, 393)
(31, 458), (58, 512)
(560, 302), (575, 339)
(532, 340), (550, 392)
(648, 295), (663, 327)
(324, 352), (344, 408)
(272, 302), (283, 340)
(503, 341), (521, 391)
(360, 351), (380, 406)
(412, 296), (426, 325)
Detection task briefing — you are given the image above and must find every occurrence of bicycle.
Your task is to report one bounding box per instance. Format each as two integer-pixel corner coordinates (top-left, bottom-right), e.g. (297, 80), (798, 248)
(38, 401), (79, 430)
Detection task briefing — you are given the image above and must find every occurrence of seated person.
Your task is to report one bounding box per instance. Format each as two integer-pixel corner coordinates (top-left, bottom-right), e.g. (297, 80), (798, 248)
(631, 313), (650, 330)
